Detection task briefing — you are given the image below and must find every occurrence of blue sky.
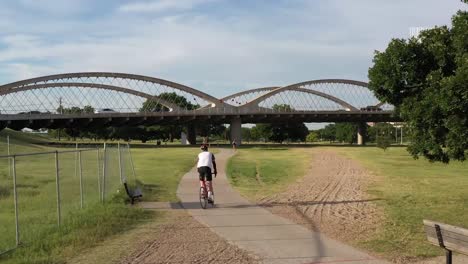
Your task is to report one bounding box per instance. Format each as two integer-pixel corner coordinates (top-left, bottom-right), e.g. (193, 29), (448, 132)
(0, 0), (466, 98)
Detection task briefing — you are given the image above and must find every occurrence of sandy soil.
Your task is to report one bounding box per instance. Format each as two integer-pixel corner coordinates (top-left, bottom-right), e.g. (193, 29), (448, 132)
(258, 149), (383, 244)
(120, 210), (260, 264)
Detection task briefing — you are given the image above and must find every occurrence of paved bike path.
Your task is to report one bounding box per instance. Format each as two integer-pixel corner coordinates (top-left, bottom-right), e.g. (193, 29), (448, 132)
(176, 149), (388, 264)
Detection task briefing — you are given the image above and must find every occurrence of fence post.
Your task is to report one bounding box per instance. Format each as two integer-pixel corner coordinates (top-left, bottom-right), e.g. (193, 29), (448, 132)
(97, 148), (101, 202)
(7, 135), (11, 179)
(102, 143), (107, 202)
(118, 142), (123, 184)
(79, 150), (83, 209)
(12, 156), (20, 246)
(54, 151), (61, 227)
(74, 143), (78, 178)
(127, 143), (137, 184)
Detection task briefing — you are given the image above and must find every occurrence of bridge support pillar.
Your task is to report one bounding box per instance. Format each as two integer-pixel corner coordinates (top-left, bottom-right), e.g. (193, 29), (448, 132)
(230, 117), (242, 145)
(357, 122), (366, 145)
(186, 124), (196, 145)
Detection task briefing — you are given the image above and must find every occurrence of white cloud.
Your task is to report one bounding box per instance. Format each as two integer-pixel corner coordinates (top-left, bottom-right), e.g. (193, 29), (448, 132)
(0, 63), (59, 81)
(118, 0), (216, 13)
(0, 0), (466, 98)
(17, 0), (93, 15)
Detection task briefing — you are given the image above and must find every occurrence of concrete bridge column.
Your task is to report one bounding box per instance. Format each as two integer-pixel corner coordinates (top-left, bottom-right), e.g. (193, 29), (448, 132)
(230, 117), (242, 145)
(357, 122), (366, 145)
(186, 124), (196, 145)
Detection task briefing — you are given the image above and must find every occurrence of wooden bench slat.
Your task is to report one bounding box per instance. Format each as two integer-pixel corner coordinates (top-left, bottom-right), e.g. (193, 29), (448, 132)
(424, 220), (468, 237)
(426, 232), (468, 248)
(424, 219), (468, 257)
(425, 227), (468, 244)
(427, 237), (468, 255)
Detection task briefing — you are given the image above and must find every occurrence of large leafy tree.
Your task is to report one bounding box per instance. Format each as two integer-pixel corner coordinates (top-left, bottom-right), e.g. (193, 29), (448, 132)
(139, 92), (199, 141)
(268, 104), (308, 142)
(251, 124), (272, 142)
(140, 92), (199, 112)
(335, 123), (357, 144)
(368, 10), (468, 162)
(317, 124), (336, 142)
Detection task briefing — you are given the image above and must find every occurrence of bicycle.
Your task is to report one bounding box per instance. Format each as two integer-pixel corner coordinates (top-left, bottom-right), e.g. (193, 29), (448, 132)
(199, 175), (215, 209)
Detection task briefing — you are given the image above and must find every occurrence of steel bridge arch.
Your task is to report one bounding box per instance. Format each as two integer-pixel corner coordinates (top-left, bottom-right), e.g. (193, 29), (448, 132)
(0, 82), (183, 112)
(0, 72), (222, 107)
(242, 79), (370, 111)
(221, 86), (280, 102)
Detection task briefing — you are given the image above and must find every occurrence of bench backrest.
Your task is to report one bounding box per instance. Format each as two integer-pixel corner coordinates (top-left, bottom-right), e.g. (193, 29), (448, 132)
(423, 219), (468, 255)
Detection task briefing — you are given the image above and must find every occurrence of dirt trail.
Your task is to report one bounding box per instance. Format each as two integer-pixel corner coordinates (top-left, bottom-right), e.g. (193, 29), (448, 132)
(259, 149), (383, 243)
(121, 211), (260, 264)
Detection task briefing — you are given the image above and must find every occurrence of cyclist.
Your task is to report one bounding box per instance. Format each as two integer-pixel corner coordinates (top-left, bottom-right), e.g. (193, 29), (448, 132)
(197, 144), (217, 202)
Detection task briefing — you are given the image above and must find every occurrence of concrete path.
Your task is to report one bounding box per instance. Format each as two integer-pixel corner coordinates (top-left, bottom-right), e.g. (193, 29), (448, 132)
(176, 149), (388, 264)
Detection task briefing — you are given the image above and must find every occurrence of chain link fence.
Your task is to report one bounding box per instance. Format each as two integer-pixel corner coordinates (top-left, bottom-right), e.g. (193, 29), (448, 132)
(0, 137), (137, 255)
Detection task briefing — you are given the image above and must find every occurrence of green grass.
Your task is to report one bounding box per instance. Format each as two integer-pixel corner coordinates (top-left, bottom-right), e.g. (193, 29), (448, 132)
(226, 147), (311, 199)
(0, 196), (154, 264)
(226, 145), (468, 261)
(130, 147), (202, 201)
(333, 147), (468, 260)
(0, 130), (202, 263)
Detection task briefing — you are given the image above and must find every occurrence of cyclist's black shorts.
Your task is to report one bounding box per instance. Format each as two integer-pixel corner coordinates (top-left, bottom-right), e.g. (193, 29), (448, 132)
(198, 166), (212, 181)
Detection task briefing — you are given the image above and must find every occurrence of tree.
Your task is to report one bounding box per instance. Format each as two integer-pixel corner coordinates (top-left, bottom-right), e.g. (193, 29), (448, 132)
(273, 104), (293, 112)
(83, 105), (94, 113)
(368, 10), (468, 162)
(306, 131), (318, 142)
(335, 123), (357, 144)
(251, 124), (272, 142)
(284, 122), (308, 142)
(376, 134), (392, 151)
(269, 123), (288, 143)
(317, 124), (336, 142)
(139, 93), (200, 142)
(198, 124), (226, 139)
(267, 104), (308, 142)
(140, 92), (199, 112)
(241, 127), (252, 142)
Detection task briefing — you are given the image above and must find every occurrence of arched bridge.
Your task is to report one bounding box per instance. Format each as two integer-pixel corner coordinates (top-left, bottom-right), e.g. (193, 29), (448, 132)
(0, 72), (398, 144)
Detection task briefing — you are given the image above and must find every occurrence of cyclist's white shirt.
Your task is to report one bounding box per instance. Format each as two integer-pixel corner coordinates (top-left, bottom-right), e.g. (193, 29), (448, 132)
(197, 151), (214, 170)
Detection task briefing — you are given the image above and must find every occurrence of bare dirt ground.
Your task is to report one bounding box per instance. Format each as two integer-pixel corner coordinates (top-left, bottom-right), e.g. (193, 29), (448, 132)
(258, 149), (383, 245)
(120, 210), (260, 264)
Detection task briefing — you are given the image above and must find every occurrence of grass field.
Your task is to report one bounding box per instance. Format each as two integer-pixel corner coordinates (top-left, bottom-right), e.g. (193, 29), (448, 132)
(226, 145), (468, 261)
(130, 147), (200, 201)
(226, 147), (311, 200)
(333, 147), (468, 260)
(0, 130), (201, 263)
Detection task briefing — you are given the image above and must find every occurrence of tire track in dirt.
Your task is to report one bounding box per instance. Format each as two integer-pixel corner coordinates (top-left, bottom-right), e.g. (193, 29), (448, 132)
(260, 149), (383, 243)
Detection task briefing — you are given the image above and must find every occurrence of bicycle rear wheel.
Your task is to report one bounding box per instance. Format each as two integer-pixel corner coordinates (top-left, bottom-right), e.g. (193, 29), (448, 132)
(199, 187), (207, 209)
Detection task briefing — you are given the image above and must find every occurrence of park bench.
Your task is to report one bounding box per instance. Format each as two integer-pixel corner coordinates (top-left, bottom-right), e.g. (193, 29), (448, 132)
(123, 182), (143, 204)
(423, 219), (468, 264)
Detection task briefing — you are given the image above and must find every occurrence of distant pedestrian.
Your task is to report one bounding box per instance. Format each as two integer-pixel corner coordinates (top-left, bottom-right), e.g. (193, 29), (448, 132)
(232, 140), (237, 151)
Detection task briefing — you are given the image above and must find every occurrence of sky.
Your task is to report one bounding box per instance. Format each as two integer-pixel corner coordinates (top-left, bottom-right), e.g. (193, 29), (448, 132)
(0, 0), (466, 98)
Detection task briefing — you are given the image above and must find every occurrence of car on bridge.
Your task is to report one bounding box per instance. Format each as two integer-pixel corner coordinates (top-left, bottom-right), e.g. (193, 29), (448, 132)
(94, 108), (117, 114)
(360, 106), (382, 111)
(18, 111), (51, 115)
